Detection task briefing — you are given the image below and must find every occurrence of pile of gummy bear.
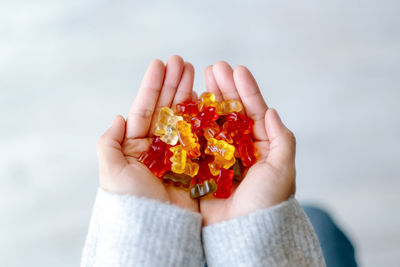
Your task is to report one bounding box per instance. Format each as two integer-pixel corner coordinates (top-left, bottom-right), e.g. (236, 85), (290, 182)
(138, 92), (256, 199)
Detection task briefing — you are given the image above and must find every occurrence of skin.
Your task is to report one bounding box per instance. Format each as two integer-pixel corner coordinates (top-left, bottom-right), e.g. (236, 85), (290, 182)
(200, 62), (296, 225)
(97, 56), (296, 224)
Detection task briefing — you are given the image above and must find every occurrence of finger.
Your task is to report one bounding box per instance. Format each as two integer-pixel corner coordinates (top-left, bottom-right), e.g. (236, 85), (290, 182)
(156, 55), (184, 108)
(97, 115), (127, 170)
(264, 108), (296, 168)
(204, 65), (223, 101)
(233, 66), (268, 141)
(126, 59), (165, 139)
(149, 55), (184, 131)
(212, 61), (241, 101)
(192, 90), (199, 101)
(171, 62), (195, 107)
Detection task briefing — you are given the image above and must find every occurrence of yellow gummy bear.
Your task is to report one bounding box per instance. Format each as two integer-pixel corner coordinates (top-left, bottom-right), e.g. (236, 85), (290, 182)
(170, 145), (186, 174)
(198, 92), (217, 111)
(169, 145), (199, 177)
(209, 155), (236, 176)
(184, 159), (199, 177)
(216, 100), (242, 115)
(177, 120), (201, 158)
(198, 92), (242, 115)
(205, 138), (235, 160)
(155, 107), (183, 145)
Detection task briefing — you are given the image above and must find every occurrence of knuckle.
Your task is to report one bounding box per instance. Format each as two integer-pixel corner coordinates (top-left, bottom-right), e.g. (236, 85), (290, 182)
(131, 107), (153, 120)
(247, 111), (265, 121)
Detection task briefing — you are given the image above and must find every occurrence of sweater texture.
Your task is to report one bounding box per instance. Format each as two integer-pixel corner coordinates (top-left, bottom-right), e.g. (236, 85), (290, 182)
(81, 188), (325, 267)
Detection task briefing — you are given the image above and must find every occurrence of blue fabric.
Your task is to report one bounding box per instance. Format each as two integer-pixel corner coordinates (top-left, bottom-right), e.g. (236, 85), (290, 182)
(303, 206), (358, 267)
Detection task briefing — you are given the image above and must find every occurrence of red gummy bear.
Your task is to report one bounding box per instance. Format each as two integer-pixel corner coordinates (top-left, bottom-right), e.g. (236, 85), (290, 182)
(176, 100), (199, 117)
(238, 134), (256, 167)
(223, 112), (254, 142)
(193, 157), (216, 185)
(138, 137), (172, 178)
(213, 168), (234, 198)
(190, 106), (219, 135)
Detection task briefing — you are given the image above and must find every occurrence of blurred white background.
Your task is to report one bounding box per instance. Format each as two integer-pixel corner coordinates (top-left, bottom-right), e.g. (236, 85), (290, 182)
(1, 0), (399, 266)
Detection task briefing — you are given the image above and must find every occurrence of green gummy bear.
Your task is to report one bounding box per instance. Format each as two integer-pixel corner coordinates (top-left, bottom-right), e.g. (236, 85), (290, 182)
(232, 160), (243, 182)
(189, 179), (217, 199)
(163, 172), (193, 188)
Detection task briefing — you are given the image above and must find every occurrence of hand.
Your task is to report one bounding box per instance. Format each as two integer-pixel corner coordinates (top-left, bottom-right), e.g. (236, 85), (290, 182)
(96, 55), (199, 213)
(200, 62), (296, 225)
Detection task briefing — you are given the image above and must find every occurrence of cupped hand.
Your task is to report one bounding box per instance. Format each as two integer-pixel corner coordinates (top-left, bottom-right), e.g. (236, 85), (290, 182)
(200, 62), (297, 225)
(97, 55), (199, 213)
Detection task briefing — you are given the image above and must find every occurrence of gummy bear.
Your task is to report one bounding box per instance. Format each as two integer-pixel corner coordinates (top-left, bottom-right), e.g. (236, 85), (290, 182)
(197, 136), (209, 160)
(138, 137), (172, 178)
(213, 168), (233, 198)
(138, 91), (258, 199)
(190, 178), (217, 199)
(205, 138), (235, 160)
(232, 160), (243, 182)
(193, 157), (216, 184)
(203, 120), (232, 143)
(198, 92), (217, 111)
(238, 134), (256, 167)
(203, 121), (220, 140)
(169, 145), (187, 174)
(208, 155), (236, 176)
(223, 112), (254, 142)
(163, 172), (192, 188)
(216, 100), (242, 115)
(184, 159), (200, 177)
(198, 92), (242, 115)
(154, 107), (183, 145)
(215, 130), (233, 143)
(205, 138), (236, 176)
(190, 106), (219, 135)
(177, 120), (201, 158)
(176, 100), (199, 121)
(169, 145), (199, 177)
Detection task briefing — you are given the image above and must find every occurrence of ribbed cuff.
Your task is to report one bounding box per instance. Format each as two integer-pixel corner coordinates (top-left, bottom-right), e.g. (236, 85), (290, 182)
(202, 198), (325, 267)
(81, 188), (204, 267)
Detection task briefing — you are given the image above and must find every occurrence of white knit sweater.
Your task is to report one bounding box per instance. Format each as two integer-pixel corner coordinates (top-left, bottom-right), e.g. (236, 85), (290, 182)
(81, 189), (325, 267)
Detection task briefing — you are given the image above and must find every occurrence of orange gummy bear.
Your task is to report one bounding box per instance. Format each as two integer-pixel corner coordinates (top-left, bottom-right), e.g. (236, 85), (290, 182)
(177, 120), (201, 158)
(203, 121), (220, 140)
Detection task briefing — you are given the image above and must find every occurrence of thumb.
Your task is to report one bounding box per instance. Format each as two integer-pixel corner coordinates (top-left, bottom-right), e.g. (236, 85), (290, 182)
(97, 115), (127, 170)
(264, 108), (296, 169)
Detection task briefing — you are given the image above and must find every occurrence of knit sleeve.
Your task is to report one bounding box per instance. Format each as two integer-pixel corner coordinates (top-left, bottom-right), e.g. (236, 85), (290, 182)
(81, 188), (204, 267)
(202, 197), (326, 267)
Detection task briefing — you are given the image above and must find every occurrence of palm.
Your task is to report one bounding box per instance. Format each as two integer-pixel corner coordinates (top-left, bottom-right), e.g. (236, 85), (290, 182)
(200, 62), (296, 225)
(121, 137), (198, 212)
(200, 143), (293, 225)
(98, 56), (198, 213)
